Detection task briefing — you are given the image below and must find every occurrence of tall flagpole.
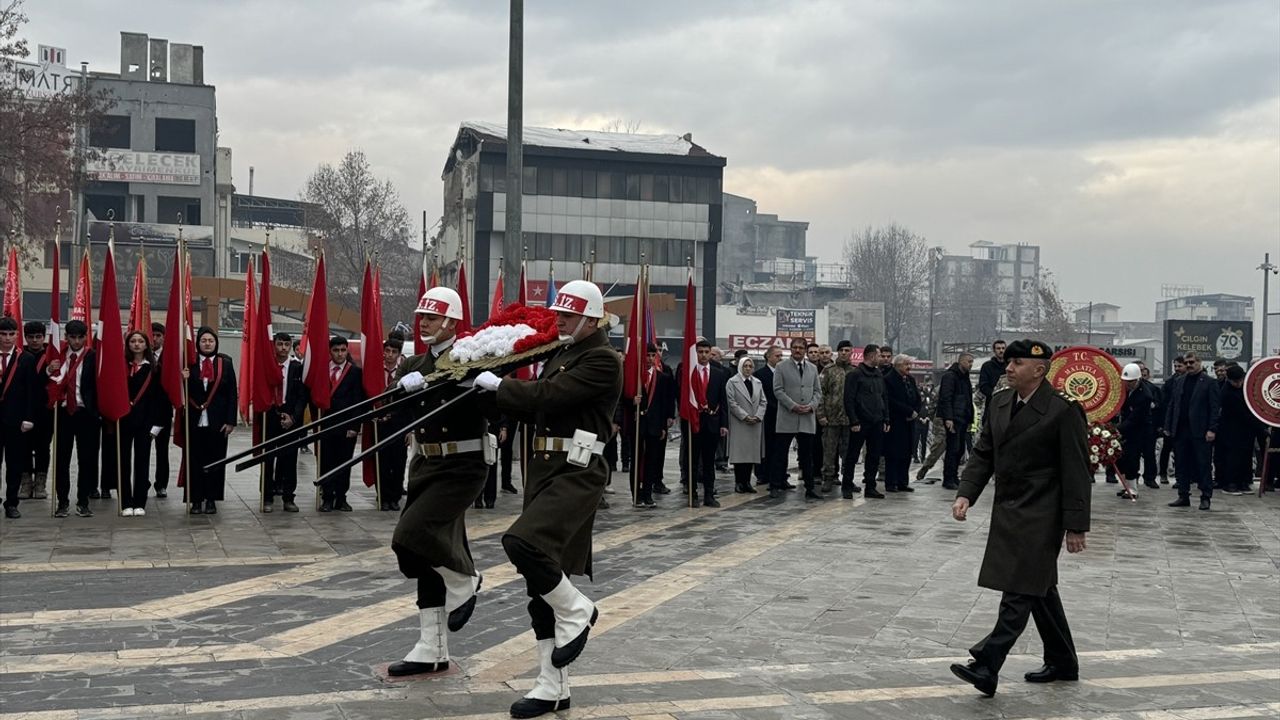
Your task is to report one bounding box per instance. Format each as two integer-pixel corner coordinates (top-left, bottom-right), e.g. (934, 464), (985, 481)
(49, 212), (62, 518)
(631, 262), (647, 505)
(107, 215), (124, 517)
(687, 257), (695, 510)
(178, 214), (192, 517)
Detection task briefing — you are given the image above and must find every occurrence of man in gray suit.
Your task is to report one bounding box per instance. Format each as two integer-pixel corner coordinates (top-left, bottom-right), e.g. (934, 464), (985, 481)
(770, 337), (824, 500)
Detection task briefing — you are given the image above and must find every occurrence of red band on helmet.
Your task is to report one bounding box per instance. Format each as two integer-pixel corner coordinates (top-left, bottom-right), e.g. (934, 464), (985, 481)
(419, 298), (450, 314)
(552, 293), (588, 313)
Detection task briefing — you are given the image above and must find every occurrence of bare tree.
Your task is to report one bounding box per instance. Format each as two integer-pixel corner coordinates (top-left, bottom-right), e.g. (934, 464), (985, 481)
(1030, 268), (1077, 344)
(298, 150), (415, 325)
(600, 118), (643, 134)
(937, 272), (1001, 344)
(0, 0), (108, 261)
(842, 223), (931, 349)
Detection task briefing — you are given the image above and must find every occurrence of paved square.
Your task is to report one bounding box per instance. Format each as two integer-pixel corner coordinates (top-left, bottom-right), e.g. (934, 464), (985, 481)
(2, 436), (1278, 720)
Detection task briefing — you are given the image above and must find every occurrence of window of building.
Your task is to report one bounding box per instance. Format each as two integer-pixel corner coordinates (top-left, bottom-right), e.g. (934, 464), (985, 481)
(626, 174), (641, 201)
(154, 118), (196, 153)
(653, 174), (669, 202)
(624, 236), (640, 264)
(594, 235), (611, 262)
(157, 196), (200, 224)
(667, 239), (683, 265)
(566, 168), (582, 196)
(522, 166), (537, 195)
(552, 168), (567, 196)
(551, 233), (566, 258)
(669, 175), (683, 203)
(479, 163), (494, 192)
(611, 172), (627, 200)
(596, 171), (611, 198)
(567, 235), (582, 260)
(229, 248), (253, 274)
(640, 174), (654, 202)
(85, 192), (126, 221)
(89, 114), (131, 149)
(537, 166), (554, 195)
(582, 170), (597, 198)
(695, 177), (711, 204)
(535, 232), (551, 259)
(651, 237), (667, 265)
(131, 195), (145, 222)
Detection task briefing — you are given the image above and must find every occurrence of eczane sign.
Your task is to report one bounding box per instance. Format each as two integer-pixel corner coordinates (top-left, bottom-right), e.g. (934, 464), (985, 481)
(87, 149), (201, 185)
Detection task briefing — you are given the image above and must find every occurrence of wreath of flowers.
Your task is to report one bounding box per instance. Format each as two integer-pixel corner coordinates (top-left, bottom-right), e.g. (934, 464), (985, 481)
(449, 304), (560, 363)
(1087, 421), (1123, 474)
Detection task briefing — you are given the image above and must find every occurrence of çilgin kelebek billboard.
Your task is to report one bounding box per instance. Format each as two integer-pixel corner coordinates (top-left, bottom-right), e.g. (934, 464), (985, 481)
(1164, 320), (1252, 374)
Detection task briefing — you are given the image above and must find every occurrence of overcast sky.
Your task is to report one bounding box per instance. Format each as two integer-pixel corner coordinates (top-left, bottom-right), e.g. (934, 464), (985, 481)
(23, 0), (1280, 322)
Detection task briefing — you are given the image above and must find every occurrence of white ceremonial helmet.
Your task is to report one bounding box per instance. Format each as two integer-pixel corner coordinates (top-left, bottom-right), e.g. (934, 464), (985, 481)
(415, 287), (463, 320)
(1121, 362), (1142, 381)
(551, 280), (604, 319)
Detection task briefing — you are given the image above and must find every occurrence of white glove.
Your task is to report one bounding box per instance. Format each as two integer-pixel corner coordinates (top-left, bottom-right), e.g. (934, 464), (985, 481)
(398, 371), (427, 392)
(20, 421), (33, 432)
(474, 371), (502, 392)
(150, 425), (163, 437)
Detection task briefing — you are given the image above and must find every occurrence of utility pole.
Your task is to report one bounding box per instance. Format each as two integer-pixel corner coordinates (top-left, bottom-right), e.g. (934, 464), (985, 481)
(503, 0), (523, 304)
(1260, 252), (1277, 356)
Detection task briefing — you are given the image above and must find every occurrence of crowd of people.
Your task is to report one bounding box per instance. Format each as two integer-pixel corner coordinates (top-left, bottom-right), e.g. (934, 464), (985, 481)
(1, 308), (1275, 522)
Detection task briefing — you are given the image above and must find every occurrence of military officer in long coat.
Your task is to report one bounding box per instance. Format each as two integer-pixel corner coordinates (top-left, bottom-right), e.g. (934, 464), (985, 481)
(384, 286), (487, 677)
(474, 279), (621, 719)
(950, 339), (1091, 697)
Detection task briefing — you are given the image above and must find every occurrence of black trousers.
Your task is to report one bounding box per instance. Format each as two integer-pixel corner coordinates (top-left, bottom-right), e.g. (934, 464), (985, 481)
(1158, 435), (1173, 477)
(772, 432), (815, 491)
(943, 427), (965, 486)
(689, 424), (719, 497)
(1174, 435), (1213, 500)
(375, 424), (407, 504)
(502, 534), (562, 640)
(55, 407), (98, 507)
(635, 430), (666, 498)
(0, 422), (27, 509)
(757, 413), (776, 483)
(318, 432), (359, 503)
(810, 430), (824, 483)
(885, 455), (911, 491)
(1141, 431), (1159, 482)
(262, 410), (300, 503)
(846, 425), (883, 492)
(153, 424), (171, 491)
(118, 422), (153, 509)
(733, 463), (755, 487)
(970, 586), (1077, 674)
(27, 408), (53, 474)
(188, 426), (229, 503)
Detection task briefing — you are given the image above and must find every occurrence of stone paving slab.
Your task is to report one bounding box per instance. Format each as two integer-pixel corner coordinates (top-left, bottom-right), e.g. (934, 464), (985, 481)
(1, 431), (1278, 719)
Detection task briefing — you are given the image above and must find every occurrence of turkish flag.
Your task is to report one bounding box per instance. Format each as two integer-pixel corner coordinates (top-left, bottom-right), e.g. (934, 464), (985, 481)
(238, 260), (256, 420)
(160, 252), (186, 409)
(2, 247), (21, 350)
(489, 273), (505, 321)
(302, 255), (332, 410)
(95, 247), (130, 422)
(679, 275), (700, 433)
(252, 250), (281, 411)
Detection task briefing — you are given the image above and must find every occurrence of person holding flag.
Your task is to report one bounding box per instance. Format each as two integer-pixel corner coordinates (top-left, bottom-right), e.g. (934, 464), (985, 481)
(1, 316), (42, 519)
(473, 279), (621, 717)
(181, 327), (237, 515)
(118, 331), (166, 516)
(374, 330), (407, 511)
(261, 332), (307, 513)
(150, 322), (172, 497)
(20, 321), (55, 501)
(46, 320), (99, 518)
(317, 335), (364, 513)
(384, 286), (486, 677)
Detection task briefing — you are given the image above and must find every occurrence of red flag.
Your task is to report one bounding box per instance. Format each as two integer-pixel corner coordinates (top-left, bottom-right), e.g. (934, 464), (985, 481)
(238, 259), (256, 420)
(96, 247), (129, 422)
(373, 265), (384, 335)
(160, 252), (186, 408)
(71, 252), (91, 325)
(514, 262), (532, 379)
(127, 258), (151, 335)
(412, 261), (427, 349)
(359, 261), (383, 399)
(252, 250), (281, 411)
(679, 274), (700, 433)
(302, 255), (332, 410)
(489, 272), (505, 321)
(429, 267), (439, 290)
(622, 271), (646, 401)
(2, 247), (21, 348)
(456, 262), (472, 334)
(45, 235), (62, 366)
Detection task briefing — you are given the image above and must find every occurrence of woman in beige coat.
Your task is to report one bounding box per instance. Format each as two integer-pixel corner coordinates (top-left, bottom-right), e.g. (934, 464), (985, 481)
(726, 356), (768, 493)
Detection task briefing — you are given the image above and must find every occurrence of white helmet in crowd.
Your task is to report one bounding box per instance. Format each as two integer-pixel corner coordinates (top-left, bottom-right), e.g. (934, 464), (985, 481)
(550, 280), (604, 319)
(1121, 362), (1142, 381)
(415, 287), (463, 320)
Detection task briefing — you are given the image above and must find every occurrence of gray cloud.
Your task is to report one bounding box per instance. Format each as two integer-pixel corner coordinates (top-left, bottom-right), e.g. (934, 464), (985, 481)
(23, 0), (1279, 321)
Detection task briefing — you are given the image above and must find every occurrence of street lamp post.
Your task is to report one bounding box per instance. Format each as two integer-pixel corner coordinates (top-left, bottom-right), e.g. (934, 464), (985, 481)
(1260, 252), (1277, 356)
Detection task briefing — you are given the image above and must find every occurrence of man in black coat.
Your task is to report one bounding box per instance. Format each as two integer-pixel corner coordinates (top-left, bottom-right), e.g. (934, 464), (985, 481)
(1162, 352), (1220, 510)
(1115, 363), (1153, 494)
(20, 321), (54, 501)
(46, 320), (99, 517)
(262, 332), (309, 513)
(1157, 356), (1186, 481)
(632, 344), (676, 507)
(976, 340), (1007, 410)
(843, 344), (888, 499)
(884, 354), (921, 492)
(753, 346), (784, 487)
(680, 339), (729, 507)
(950, 339), (1091, 698)
(1138, 362), (1161, 487)
(318, 335), (365, 512)
(0, 316), (42, 518)
(938, 352), (975, 491)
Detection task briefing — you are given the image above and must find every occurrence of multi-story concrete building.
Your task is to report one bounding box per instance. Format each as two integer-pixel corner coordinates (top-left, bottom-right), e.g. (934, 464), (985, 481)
(437, 122), (726, 339)
(937, 240), (1041, 332)
(1155, 293), (1254, 324)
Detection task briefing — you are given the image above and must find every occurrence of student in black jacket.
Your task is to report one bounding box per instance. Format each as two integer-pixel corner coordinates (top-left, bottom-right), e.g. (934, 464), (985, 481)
(183, 326), (238, 515)
(118, 331), (166, 515)
(0, 316), (41, 519)
(632, 343), (676, 507)
(318, 335), (365, 512)
(47, 319), (99, 517)
(937, 352), (975, 491)
(263, 332), (309, 513)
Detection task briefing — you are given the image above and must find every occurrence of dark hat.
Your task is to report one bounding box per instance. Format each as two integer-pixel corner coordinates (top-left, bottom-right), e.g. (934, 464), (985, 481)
(1004, 339), (1052, 360)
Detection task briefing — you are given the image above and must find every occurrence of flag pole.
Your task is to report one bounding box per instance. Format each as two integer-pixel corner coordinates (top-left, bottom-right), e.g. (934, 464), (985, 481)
(49, 212), (62, 518)
(108, 217), (124, 516)
(631, 261), (646, 505)
(687, 257), (695, 510)
(178, 215), (192, 517)
(257, 231), (268, 514)
(371, 247), (382, 511)
(314, 249), (323, 511)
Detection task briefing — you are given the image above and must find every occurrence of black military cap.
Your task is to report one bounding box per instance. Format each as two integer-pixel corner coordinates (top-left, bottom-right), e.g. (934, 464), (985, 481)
(1004, 339), (1052, 360)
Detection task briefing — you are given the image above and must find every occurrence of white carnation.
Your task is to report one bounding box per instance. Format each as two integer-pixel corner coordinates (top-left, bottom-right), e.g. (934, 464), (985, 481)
(451, 324), (538, 363)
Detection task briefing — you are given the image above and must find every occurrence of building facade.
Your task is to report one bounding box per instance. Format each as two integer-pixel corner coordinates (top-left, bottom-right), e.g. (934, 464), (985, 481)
(1155, 293), (1254, 324)
(937, 240), (1041, 335)
(437, 122), (726, 339)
